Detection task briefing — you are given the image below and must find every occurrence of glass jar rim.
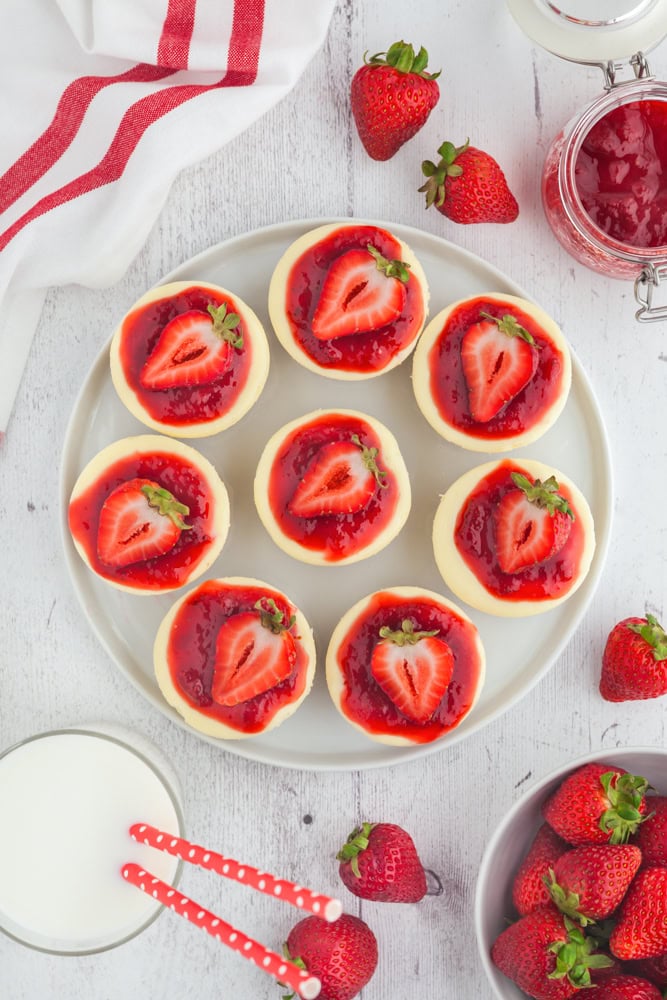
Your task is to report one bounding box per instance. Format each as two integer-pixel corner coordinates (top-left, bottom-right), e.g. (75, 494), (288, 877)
(558, 78), (667, 265)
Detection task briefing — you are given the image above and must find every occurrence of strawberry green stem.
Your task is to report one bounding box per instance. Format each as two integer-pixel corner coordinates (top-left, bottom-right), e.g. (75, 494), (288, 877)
(627, 614), (667, 661)
(545, 870), (592, 927)
(598, 771), (650, 843)
(207, 302), (243, 349)
(336, 822), (375, 878)
(366, 244), (411, 283)
(364, 40), (440, 80)
(479, 310), (537, 346)
(547, 918), (614, 987)
(350, 434), (388, 488)
(419, 138), (469, 209)
(510, 472), (575, 520)
(254, 598), (296, 634)
(378, 619), (439, 646)
(140, 485), (192, 530)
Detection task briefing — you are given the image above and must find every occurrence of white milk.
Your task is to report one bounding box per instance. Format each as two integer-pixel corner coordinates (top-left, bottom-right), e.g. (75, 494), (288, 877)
(0, 729), (183, 953)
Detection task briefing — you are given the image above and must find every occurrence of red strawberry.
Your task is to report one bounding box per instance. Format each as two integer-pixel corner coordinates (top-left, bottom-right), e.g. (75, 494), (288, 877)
(419, 138), (519, 224)
(140, 302), (242, 389)
(635, 797), (667, 867)
(284, 913), (378, 1000)
(512, 823), (570, 916)
(610, 867), (667, 960)
(336, 822), (427, 903)
(211, 598), (296, 706)
(577, 974), (664, 999)
(350, 41), (439, 161)
(546, 844), (642, 924)
(495, 472), (574, 574)
(369, 618), (454, 723)
(600, 614), (667, 702)
(288, 434), (386, 518)
(96, 478), (191, 567)
(632, 952), (667, 987)
(311, 244), (409, 340)
(491, 906), (615, 998)
(460, 310), (539, 422)
(542, 763), (650, 846)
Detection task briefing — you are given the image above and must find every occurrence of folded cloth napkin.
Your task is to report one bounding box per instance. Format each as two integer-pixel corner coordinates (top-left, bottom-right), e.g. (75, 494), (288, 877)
(0, 0), (337, 435)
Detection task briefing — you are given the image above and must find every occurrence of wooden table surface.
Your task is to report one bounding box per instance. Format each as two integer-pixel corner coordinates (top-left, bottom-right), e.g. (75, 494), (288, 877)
(2, 2), (667, 997)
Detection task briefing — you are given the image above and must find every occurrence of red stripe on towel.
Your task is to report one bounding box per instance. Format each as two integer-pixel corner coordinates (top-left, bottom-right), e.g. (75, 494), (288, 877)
(157, 0), (198, 68)
(0, 0), (265, 251)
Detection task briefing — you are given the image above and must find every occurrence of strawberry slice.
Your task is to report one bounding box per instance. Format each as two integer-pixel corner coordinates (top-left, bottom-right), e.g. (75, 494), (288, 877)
(140, 302), (242, 389)
(495, 472), (575, 574)
(288, 434), (387, 518)
(370, 618), (454, 723)
(460, 311), (538, 422)
(311, 244), (410, 340)
(211, 599), (297, 706)
(97, 477), (192, 568)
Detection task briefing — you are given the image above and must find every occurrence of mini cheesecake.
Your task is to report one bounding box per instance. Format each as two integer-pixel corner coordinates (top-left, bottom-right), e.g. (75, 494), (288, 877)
(110, 281), (270, 437)
(268, 222), (429, 380)
(254, 409), (411, 566)
(412, 293), (572, 452)
(432, 458), (595, 617)
(326, 586), (485, 746)
(68, 435), (230, 594)
(153, 577), (316, 739)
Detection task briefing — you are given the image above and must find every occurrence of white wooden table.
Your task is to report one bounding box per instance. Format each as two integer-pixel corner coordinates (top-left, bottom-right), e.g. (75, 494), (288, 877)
(2, 3), (667, 997)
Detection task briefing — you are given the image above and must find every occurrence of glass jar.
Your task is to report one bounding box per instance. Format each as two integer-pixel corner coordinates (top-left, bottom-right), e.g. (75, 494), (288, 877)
(507, 0), (667, 320)
(0, 725), (185, 955)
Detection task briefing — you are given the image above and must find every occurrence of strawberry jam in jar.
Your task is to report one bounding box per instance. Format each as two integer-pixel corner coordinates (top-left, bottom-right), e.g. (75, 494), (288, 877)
(507, 0), (667, 320)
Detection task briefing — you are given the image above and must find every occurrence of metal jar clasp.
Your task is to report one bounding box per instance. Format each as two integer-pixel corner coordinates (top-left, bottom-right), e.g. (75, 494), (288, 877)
(635, 262), (667, 322)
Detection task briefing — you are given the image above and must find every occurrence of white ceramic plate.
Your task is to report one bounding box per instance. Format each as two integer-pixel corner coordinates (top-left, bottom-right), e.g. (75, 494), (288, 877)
(59, 218), (613, 771)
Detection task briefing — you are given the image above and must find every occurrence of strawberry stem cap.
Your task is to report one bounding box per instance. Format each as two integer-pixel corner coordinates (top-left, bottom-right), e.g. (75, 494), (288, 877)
(419, 138), (469, 209)
(365, 40), (440, 80)
(140, 484), (192, 530)
(350, 434), (388, 488)
(336, 822), (376, 879)
(598, 770), (650, 843)
(479, 310), (537, 347)
(207, 302), (243, 349)
(254, 598), (296, 634)
(366, 243), (411, 283)
(510, 472), (575, 520)
(377, 618), (439, 646)
(547, 917), (614, 986)
(627, 613), (667, 661)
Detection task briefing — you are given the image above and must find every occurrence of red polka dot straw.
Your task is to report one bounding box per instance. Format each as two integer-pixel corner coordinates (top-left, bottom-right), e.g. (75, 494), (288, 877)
(129, 822), (343, 922)
(121, 863), (321, 1000)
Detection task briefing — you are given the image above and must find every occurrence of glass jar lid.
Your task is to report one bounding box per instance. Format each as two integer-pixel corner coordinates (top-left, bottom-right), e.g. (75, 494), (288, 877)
(506, 0), (667, 63)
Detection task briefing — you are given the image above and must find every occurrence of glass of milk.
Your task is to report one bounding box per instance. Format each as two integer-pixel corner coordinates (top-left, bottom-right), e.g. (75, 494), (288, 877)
(0, 725), (185, 954)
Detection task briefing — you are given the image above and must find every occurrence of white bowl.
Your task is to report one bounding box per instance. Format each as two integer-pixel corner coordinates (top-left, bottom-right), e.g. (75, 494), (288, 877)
(475, 746), (667, 999)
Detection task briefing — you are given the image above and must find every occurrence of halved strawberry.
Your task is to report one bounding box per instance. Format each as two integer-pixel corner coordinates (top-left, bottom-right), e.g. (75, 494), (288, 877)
(97, 477), (192, 568)
(211, 598), (297, 706)
(495, 472), (574, 574)
(288, 433), (387, 517)
(140, 302), (242, 389)
(460, 311), (538, 422)
(370, 618), (454, 723)
(311, 244), (410, 340)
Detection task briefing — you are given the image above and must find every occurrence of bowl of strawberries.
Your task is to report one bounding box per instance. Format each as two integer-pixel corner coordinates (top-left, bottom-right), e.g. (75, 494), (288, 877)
(475, 747), (667, 1000)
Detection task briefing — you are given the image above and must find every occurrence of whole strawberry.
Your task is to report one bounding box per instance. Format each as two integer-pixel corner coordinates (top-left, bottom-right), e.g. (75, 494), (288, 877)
(284, 913), (378, 1000)
(546, 844), (642, 924)
(577, 973), (664, 999)
(600, 614), (667, 702)
(610, 867), (667, 960)
(635, 796), (667, 867)
(542, 763), (650, 846)
(512, 823), (570, 916)
(336, 822), (427, 903)
(419, 138), (519, 224)
(491, 906), (614, 998)
(350, 41), (440, 161)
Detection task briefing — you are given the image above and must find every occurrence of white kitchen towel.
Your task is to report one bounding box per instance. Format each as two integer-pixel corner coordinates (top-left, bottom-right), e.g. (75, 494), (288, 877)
(0, 0), (337, 435)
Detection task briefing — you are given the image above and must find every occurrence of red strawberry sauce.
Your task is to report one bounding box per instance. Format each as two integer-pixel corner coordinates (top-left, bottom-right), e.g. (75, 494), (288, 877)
(68, 450), (217, 589)
(335, 591), (482, 743)
(118, 286), (252, 426)
(286, 225), (425, 372)
(166, 580), (310, 732)
(575, 100), (667, 249)
(428, 297), (565, 439)
(455, 461), (586, 601)
(268, 412), (400, 561)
